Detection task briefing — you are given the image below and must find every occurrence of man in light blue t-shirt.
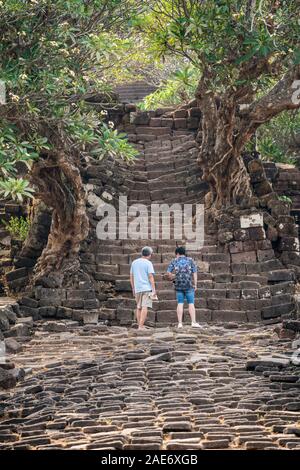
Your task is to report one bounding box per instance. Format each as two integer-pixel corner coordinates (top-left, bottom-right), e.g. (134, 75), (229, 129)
(130, 246), (156, 330)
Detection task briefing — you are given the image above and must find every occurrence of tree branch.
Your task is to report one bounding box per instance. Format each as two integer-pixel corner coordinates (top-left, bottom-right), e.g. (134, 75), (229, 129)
(235, 64), (300, 151)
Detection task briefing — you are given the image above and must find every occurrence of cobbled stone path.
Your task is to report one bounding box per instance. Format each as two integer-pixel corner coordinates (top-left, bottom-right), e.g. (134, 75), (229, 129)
(1, 322), (300, 450)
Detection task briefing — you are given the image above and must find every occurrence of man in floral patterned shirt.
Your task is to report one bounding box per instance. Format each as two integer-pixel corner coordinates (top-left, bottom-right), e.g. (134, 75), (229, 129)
(166, 246), (202, 329)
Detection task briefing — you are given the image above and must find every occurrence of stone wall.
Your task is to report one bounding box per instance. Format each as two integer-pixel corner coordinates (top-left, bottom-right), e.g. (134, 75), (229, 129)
(0, 200), (30, 294)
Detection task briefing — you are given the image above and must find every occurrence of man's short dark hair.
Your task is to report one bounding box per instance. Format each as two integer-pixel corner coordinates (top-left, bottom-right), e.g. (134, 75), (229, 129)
(175, 246), (186, 256)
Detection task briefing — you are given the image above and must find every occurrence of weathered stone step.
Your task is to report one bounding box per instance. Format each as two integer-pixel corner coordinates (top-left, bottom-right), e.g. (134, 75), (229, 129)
(266, 270), (295, 283)
(94, 247), (219, 266)
(108, 307), (255, 324)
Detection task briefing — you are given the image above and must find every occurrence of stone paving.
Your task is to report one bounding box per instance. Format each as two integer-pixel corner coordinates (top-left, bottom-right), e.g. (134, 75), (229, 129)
(1, 321), (300, 450)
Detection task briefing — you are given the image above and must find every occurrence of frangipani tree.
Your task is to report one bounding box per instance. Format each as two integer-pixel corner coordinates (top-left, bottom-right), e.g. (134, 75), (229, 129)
(0, 0), (140, 281)
(142, 0), (300, 209)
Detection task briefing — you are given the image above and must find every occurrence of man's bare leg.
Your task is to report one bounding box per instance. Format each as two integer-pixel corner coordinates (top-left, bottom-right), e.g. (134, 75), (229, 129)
(188, 303), (196, 323)
(188, 303), (202, 328)
(136, 307), (142, 325)
(138, 306), (148, 329)
(177, 303), (184, 326)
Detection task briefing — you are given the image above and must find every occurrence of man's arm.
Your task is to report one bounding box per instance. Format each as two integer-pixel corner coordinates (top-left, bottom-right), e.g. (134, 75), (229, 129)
(130, 273), (135, 295)
(193, 272), (198, 291)
(148, 273), (156, 294)
(148, 262), (156, 294)
(191, 259), (198, 291)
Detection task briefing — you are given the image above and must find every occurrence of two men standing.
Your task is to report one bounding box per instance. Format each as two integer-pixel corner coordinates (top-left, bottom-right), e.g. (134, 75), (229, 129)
(130, 245), (201, 329)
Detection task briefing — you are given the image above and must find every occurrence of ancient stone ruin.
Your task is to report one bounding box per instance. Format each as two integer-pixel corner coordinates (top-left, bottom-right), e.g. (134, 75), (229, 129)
(1, 92), (300, 451)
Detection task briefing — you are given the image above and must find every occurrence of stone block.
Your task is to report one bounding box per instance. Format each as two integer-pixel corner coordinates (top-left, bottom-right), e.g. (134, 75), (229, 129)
(248, 226), (266, 240)
(268, 270), (295, 282)
(233, 229), (250, 241)
(132, 112), (150, 126)
(271, 294), (293, 305)
(209, 262), (230, 273)
(207, 298), (221, 310)
(196, 309), (212, 322)
(6, 268), (28, 281)
(262, 303), (294, 319)
(213, 273), (232, 283)
(227, 289), (241, 299)
(156, 311), (177, 323)
(19, 297), (39, 308)
(246, 310), (262, 322)
(83, 312), (99, 324)
(84, 299), (99, 309)
(231, 251), (257, 264)
(63, 299), (84, 309)
(37, 288), (66, 300)
(256, 249), (274, 262)
(240, 299), (258, 311)
(173, 118), (187, 129)
(149, 118), (162, 127)
(279, 237), (300, 252)
(212, 311), (247, 322)
(57, 307), (73, 319)
(66, 289), (95, 300)
(174, 109), (187, 118)
(161, 118), (174, 127)
(0, 368), (17, 389)
(231, 263), (246, 274)
(221, 299), (241, 310)
(39, 307), (57, 318)
(19, 306), (39, 320)
(241, 289), (258, 299)
(228, 241), (244, 253)
(5, 338), (22, 354)
(115, 280), (131, 291)
(39, 298), (62, 307)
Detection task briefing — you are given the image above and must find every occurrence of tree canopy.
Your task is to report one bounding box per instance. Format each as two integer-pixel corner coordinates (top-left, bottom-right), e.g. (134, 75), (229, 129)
(0, 0), (140, 200)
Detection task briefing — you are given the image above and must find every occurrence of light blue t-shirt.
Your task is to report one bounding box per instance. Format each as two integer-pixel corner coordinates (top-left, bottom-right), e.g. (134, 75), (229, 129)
(130, 258), (155, 293)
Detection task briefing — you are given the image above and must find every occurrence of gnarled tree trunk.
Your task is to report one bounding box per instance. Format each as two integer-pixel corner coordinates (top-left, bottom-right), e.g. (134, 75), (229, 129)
(196, 64), (300, 212)
(31, 151), (89, 284)
(197, 97), (252, 210)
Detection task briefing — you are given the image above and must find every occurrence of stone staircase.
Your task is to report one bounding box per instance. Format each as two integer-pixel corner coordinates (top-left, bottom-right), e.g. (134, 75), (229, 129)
(82, 116), (297, 326)
(114, 81), (157, 104)
(1, 104), (297, 326)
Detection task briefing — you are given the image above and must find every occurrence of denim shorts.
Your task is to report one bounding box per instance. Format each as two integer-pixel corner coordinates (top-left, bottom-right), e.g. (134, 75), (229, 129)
(176, 289), (195, 304)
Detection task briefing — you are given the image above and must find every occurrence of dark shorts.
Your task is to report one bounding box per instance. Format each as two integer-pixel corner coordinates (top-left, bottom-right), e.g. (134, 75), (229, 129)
(176, 289), (195, 304)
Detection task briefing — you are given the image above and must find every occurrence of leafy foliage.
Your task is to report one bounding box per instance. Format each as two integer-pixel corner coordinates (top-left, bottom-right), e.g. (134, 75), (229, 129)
(255, 111), (300, 163)
(278, 195), (292, 205)
(92, 123), (139, 161)
(139, 65), (198, 109)
(0, 177), (34, 202)
(4, 216), (31, 241)
(136, 1), (299, 105)
(0, 0), (141, 196)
